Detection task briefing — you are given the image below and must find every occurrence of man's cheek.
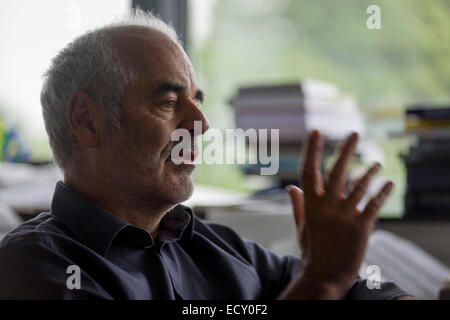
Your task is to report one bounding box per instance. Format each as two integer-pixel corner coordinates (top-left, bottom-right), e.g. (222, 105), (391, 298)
(136, 133), (168, 158)
(147, 124), (173, 147)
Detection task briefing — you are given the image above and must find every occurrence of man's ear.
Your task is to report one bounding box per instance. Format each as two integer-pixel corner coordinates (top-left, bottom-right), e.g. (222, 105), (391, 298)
(66, 91), (104, 148)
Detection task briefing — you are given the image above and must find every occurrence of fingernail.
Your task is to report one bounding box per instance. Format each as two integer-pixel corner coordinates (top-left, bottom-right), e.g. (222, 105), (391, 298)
(309, 130), (319, 139)
(386, 181), (394, 192)
(286, 185), (303, 194)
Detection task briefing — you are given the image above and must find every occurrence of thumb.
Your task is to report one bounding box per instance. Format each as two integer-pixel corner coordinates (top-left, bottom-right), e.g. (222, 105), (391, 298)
(286, 185), (304, 229)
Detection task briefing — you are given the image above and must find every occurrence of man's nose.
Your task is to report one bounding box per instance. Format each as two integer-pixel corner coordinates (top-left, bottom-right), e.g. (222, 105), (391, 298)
(180, 100), (210, 136)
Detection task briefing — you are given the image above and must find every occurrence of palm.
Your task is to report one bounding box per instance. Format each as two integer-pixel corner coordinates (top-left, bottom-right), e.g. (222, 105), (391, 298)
(287, 131), (393, 294)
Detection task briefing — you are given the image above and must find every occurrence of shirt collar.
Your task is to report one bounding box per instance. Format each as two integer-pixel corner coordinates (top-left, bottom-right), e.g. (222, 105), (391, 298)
(50, 181), (195, 256)
(159, 204), (194, 244)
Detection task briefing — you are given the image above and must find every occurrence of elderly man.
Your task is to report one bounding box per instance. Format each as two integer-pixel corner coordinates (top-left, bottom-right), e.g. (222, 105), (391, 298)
(0, 11), (412, 300)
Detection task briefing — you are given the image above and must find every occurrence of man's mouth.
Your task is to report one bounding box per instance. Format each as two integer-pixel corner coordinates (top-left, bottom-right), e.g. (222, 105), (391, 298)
(171, 149), (197, 165)
(165, 141), (198, 166)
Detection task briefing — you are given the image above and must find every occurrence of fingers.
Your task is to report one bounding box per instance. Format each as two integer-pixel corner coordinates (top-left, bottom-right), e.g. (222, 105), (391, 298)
(301, 130), (324, 196)
(325, 132), (358, 201)
(344, 162), (381, 211)
(359, 181), (394, 225)
(287, 185), (304, 228)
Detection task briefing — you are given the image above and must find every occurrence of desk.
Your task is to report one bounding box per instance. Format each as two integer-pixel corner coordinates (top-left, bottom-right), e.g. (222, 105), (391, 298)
(0, 163), (61, 219)
(376, 219), (450, 266)
(205, 206), (450, 299)
(205, 206), (450, 266)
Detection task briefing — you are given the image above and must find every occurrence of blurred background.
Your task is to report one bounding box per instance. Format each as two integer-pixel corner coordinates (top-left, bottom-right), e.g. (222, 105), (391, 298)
(0, 0), (449, 299)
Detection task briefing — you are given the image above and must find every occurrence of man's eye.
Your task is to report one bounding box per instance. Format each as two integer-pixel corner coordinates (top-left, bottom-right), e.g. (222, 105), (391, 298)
(161, 100), (176, 108)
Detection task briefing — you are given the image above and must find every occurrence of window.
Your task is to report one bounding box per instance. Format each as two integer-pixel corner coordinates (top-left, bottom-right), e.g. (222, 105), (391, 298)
(188, 0), (450, 217)
(0, 0), (129, 160)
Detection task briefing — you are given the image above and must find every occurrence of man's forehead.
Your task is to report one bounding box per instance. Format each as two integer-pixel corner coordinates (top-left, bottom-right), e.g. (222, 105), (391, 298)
(111, 26), (198, 91)
(111, 26), (180, 64)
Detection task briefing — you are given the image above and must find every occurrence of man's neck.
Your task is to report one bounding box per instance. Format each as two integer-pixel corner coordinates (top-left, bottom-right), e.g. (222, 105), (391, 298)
(63, 174), (172, 235)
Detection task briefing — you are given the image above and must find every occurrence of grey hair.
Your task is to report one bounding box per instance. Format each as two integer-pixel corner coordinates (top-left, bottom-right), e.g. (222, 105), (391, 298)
(40, 9), (181, 171)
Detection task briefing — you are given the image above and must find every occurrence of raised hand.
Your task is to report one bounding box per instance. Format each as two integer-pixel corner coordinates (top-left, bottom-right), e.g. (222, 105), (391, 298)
(280, 130), (393, 299)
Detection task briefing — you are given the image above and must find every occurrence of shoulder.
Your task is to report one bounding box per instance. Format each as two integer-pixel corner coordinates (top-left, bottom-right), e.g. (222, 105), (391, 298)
(0, 213), (87, 299)
(192, 216), (254, 259)
(193, 215), (301, 273)
(0, 212), (72, 252)
(191, 216), (301, 298)
(195, 217), (246, 245)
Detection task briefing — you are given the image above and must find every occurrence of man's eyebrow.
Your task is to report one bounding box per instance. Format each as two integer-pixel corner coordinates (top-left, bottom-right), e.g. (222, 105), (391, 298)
(151, 81), (204, 104)
(195, 90), (204, 104)
(152, 81), (186, 95)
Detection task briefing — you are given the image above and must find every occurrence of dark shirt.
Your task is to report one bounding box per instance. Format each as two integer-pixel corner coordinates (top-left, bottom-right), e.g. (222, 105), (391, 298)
(0, 182), (406, 299)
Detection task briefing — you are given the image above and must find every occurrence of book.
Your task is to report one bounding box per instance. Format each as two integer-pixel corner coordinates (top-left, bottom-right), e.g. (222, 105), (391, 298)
(406, 105), (450, 119)
(404, 105), (450, 131)
(230, 80), (365, 143)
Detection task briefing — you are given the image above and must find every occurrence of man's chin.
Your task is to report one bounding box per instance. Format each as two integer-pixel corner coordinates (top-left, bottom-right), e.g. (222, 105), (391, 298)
(167, 179), (194, 205)
(164, 162), (195, 203)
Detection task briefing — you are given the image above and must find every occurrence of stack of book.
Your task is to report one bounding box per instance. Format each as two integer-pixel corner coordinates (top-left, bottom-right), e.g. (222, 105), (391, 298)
(229, 79), (365, 184)
(403, 104), (450, 219)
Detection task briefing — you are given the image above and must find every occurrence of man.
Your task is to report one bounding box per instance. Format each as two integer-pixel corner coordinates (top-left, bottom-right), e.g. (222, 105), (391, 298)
(0, 10), (413, 299)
